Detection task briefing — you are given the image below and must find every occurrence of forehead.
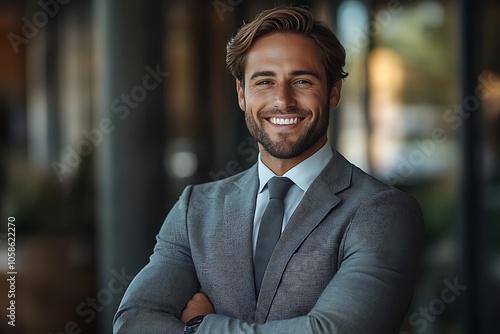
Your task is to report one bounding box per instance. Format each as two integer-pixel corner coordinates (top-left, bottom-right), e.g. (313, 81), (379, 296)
(244, 33), (325, 78)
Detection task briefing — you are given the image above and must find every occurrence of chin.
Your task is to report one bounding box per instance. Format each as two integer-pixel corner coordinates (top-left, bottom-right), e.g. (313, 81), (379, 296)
(262, 142), (307, 160)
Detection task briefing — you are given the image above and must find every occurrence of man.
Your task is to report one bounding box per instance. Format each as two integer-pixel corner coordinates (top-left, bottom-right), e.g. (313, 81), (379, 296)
(114, 5), (424, 333)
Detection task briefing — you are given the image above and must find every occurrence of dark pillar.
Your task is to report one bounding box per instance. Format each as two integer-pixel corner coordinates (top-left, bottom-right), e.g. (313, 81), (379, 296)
(459, 0), (483, 333)
(26, 0), (61, 168)
(93, 1), (166, 333)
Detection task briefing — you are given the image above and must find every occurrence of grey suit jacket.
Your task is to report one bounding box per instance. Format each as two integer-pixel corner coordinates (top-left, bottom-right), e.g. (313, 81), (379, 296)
(114, 151), (424, 333)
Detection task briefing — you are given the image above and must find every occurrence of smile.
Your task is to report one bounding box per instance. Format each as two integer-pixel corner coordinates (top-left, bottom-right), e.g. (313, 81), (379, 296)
(269, 117), (300, 125)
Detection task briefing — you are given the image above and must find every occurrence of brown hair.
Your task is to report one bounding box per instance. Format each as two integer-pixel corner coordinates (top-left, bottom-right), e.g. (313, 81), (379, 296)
(226, 5), (348, 88)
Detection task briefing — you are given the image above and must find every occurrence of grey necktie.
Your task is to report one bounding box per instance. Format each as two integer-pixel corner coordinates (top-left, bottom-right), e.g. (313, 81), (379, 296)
(254, 176), (294, 295)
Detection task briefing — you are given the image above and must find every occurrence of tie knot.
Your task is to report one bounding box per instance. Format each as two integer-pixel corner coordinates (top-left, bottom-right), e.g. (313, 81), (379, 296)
(267, 177), (294, 200)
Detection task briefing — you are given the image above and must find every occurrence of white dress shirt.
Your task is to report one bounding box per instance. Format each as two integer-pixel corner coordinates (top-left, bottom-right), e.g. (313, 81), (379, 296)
(253, 142), (333, 254)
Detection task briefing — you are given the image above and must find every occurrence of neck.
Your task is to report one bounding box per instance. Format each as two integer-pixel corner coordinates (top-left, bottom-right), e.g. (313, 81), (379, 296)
(259, 137), (327, 176)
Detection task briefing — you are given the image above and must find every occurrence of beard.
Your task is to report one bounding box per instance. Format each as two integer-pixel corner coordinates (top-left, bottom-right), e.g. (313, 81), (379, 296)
(245, 103), (330, 160)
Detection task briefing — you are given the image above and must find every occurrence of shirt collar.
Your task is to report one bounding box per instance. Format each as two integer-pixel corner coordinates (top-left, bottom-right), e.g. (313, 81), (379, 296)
(257, 142), (333, 193)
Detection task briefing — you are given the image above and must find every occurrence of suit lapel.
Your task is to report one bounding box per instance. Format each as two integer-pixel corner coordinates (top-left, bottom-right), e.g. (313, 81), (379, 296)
(254, 151), (353, 322)
(221, 165), (259, 320)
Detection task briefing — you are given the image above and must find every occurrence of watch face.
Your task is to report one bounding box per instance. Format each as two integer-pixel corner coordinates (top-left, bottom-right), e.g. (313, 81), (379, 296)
(186, 315), (205, 326)
(184, 315), (205, 334)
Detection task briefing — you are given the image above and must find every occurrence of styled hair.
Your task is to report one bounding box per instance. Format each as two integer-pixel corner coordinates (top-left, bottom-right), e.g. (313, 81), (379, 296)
(226, 5), (348, 88)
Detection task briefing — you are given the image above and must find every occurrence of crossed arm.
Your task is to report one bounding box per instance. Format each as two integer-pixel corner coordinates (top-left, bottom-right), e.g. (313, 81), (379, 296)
(181, 293), (214, 323)
(113, 187), (424, 334)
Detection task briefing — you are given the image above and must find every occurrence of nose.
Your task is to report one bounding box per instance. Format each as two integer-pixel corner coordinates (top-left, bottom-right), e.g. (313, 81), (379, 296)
(274, 83), (296, 110)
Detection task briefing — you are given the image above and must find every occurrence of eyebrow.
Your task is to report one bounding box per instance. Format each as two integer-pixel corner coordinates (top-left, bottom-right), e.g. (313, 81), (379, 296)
(291, 70), (321, 80)
(249, 71), (275, 81)
(248, 70), (321, 82)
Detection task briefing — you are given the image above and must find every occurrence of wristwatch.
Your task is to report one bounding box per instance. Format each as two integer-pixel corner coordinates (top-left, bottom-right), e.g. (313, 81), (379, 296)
(184, 315), (205, 334)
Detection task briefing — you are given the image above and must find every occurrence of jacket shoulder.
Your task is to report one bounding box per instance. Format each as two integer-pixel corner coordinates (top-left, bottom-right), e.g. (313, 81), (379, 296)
(189, 164), (258, 199)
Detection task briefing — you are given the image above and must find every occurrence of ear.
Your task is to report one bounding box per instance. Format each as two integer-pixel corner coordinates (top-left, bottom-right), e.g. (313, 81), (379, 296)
(236, 79), (246, 111)
(329, 79), (343, 109)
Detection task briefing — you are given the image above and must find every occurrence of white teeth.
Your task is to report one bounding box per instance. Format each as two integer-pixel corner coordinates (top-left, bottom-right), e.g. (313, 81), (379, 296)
(270, 117), (299, 125)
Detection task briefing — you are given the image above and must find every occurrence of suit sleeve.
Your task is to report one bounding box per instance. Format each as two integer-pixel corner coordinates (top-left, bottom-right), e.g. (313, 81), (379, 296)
(197, 189), (424, 334)
(113, 186), (200, 334)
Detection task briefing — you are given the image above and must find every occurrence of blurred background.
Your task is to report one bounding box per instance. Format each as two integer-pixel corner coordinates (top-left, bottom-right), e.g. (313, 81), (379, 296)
(0, 0), (499, 333)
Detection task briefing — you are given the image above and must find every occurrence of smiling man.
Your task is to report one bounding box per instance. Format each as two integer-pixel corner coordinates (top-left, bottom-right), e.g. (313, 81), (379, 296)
(114, 6), (424, 334)
(237, 32), (341, 175)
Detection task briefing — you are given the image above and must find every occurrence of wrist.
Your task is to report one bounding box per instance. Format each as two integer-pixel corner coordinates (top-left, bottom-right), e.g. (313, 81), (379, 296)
(183, 315), (205, 334)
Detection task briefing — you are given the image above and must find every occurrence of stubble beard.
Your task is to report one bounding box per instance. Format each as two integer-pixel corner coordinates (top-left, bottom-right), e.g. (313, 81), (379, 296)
(245, 104), (330, 160)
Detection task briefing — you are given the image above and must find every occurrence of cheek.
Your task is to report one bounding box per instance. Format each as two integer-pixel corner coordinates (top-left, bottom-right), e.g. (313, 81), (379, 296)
(245, 94), (267, 113)
(246, 91), (265, 103)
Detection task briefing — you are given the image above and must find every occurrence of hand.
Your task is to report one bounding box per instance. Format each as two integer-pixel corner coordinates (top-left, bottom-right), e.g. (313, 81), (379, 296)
(181, 292), (215, 323)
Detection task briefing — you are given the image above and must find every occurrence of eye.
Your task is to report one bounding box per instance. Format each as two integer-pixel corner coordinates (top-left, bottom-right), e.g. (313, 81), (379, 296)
(256, 80), (272, 85)
(295, 79), (312, 86)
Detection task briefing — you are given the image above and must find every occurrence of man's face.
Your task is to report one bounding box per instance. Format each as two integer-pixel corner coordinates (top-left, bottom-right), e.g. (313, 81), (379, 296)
(237, 33), (342, 161)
